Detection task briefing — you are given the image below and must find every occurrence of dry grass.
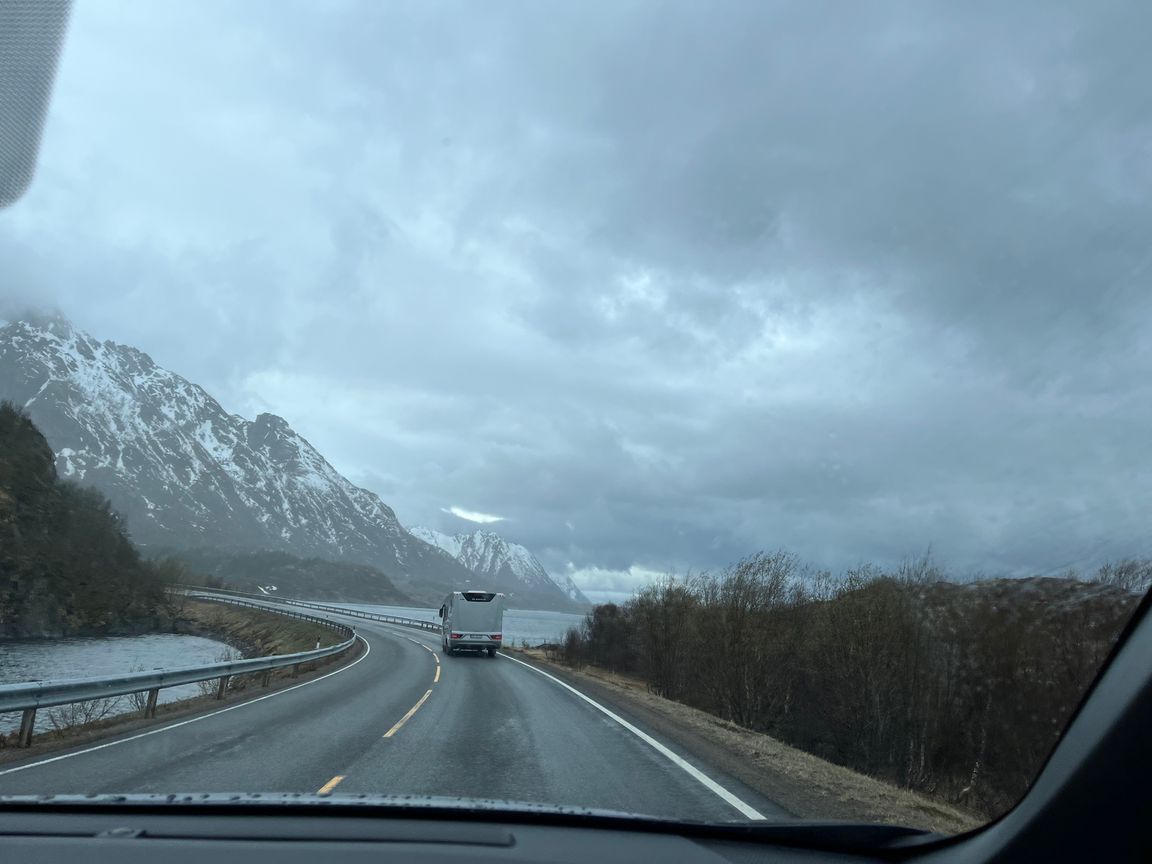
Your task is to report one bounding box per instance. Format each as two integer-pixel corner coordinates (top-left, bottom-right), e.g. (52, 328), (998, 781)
(179, 599), (342, 656)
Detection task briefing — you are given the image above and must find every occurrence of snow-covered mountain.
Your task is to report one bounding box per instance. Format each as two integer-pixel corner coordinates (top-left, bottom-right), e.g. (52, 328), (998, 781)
(0, 316), (484, 604)
(410, 526), (590, 606)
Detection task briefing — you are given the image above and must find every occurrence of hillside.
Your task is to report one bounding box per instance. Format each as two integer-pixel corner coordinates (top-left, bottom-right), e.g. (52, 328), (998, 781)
(0, 402), (168, 638)
(169, 548), (412, 605)
(0, 316), (481, 602)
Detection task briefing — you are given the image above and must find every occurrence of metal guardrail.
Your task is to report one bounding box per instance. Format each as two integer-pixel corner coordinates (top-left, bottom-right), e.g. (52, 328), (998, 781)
(177, 586), (441, 633)
(275, 599), (440, 633)
(0, 594), (357, 748)
(183, 593), (358, 635)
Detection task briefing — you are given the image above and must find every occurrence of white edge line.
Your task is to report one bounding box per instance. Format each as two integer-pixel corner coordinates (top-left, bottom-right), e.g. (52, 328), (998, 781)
(0, 636), (372, 777)
(499, 653), (766, 821)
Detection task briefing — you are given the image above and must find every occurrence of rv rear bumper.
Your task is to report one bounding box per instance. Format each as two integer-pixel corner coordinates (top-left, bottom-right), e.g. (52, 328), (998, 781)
(448, 637), (502, 650)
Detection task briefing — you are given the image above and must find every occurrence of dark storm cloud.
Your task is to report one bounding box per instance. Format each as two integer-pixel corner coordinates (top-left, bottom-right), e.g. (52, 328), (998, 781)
(497, 1), (1152, 365)
(3, 0), (1150, 595)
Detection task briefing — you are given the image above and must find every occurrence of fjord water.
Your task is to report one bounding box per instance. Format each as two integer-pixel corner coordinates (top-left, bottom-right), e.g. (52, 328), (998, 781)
(0, 633), (236, 733)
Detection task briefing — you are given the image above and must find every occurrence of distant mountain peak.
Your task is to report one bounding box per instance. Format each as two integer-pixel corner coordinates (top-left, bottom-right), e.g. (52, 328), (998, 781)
(15, 310), (74, 338)
(255, 412), (291, 431)
(408, 525), (590, 606)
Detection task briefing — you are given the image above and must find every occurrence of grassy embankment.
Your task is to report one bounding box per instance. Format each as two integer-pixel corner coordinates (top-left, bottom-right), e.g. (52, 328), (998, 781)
(175, 596), (345, 656)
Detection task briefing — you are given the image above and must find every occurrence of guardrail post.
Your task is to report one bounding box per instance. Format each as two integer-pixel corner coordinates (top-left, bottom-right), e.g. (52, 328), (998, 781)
(261, 670), (272, 688)
(291, 663), (300, 678)
(18, 707), (36, 748)
(144, 687), (160, 718)
(215, 675), (231, 700)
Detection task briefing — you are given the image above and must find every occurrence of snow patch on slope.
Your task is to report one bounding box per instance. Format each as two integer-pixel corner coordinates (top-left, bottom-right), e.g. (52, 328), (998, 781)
(0, 317), (477, 597)
(409, 525), (590, 605)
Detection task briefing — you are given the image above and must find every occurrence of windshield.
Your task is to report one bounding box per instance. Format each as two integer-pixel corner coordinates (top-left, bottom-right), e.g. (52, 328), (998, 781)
(1, 0), (1149, 839)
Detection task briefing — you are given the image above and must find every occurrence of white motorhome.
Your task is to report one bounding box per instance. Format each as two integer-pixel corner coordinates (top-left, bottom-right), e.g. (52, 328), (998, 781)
(438, 590), (505, 657)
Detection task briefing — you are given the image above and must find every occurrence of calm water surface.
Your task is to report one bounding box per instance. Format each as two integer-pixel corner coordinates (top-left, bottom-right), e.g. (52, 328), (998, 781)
(0, 633), (236, 734)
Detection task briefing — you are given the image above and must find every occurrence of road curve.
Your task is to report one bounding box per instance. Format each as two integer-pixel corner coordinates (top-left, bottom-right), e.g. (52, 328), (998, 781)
(0, 612), (787, 822)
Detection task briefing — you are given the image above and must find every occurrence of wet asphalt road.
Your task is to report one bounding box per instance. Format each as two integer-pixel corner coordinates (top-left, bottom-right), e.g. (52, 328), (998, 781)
(0, 612), (786, 822)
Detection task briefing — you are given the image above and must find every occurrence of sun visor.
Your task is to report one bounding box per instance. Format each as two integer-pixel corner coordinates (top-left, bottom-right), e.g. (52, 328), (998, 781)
(0, 0), (71, 208)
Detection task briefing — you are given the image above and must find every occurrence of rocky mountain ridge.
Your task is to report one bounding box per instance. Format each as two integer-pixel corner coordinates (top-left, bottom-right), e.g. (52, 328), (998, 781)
(0, 316), (579, 610)
(409, 526), (590, 605)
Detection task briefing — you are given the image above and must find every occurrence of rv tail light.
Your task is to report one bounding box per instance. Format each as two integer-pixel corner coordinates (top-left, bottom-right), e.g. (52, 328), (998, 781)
(491, 633), (502, 641)
(451, 632), (463, 639)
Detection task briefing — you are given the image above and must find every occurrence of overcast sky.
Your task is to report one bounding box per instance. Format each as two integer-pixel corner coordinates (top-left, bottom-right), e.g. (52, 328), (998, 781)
(3, 0), (1150, 601)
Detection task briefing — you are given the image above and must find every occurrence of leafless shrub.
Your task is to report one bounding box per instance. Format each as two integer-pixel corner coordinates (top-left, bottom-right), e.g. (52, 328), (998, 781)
(195, 647), (241, 696)
(554, 627), (583, 666)
(45, 696), (123, 730)
(573, 551), (1142, 819)
(118, 663), (154, 712)
(1093, 558), (1152, 594)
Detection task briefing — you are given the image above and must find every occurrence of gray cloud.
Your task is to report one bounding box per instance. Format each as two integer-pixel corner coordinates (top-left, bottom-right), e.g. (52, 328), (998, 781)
(3, 0), (1150, 596)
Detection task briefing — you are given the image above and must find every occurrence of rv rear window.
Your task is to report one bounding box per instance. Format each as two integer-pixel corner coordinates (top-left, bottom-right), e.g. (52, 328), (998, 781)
(462, 592), (496, 602)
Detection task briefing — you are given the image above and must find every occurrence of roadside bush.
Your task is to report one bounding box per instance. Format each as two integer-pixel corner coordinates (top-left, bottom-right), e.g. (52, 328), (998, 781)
(45, 697), (122, 731)
(562, 551), (1141, 818)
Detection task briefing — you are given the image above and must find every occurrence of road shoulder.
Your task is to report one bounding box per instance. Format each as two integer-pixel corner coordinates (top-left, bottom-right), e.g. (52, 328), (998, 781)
(506, 650), (980, 835)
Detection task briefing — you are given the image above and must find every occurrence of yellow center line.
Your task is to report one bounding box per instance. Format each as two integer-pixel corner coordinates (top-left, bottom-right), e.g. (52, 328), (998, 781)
(434, 666), (441, 683)
(383, 689), (433, 738)
(317, 775), (345, 795)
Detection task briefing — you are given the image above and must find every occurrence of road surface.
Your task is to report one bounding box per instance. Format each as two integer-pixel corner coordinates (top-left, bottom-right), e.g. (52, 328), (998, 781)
(0, 611), (787, 822)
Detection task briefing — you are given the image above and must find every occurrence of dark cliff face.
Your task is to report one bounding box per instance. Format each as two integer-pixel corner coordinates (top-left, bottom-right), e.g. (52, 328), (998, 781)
(0, 318), (479, 602)
(0, 402), (167, 639)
